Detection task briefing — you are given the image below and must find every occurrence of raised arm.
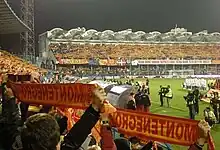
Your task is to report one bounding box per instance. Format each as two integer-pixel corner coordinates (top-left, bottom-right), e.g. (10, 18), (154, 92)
(0, 85), (21, 149)
(188, 120), (210, 150)
(61, 86), (105, 150)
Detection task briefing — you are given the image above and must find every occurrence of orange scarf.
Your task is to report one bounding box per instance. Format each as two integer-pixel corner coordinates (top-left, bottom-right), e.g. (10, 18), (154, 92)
(9, 82), (215, 149)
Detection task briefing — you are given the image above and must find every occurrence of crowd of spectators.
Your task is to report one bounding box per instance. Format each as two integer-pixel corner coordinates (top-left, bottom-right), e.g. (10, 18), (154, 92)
(0, 48), (214, 150)
(0, 50), (46, 75)
(0, 74), (213, 150)
(49, 43), (220, 60)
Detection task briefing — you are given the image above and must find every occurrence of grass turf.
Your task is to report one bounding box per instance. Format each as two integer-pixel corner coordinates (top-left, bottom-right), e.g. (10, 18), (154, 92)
(125, 78), (220, 150)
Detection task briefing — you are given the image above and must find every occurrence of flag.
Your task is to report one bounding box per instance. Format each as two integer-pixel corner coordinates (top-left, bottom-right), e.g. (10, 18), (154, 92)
(118, 58), (126, 66)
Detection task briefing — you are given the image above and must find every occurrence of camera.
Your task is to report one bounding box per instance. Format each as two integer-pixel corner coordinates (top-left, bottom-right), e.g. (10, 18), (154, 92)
(184, 92), (194, 100)
(184, 92), (194, 106)
(160, 86), (169, 96)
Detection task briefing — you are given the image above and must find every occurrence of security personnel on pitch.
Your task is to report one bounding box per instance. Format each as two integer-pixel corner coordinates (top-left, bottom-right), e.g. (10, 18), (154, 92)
(165, 85), (173, 108)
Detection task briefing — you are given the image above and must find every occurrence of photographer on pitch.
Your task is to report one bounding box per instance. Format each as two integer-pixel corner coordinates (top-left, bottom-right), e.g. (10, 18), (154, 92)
(184, 91), (196, 120)
(193, 86), (200, 114)
(210, 92), (220, 123)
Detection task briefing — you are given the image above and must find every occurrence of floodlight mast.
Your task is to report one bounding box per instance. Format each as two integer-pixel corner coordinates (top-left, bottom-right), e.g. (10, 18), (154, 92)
(20, 0), (35, 63)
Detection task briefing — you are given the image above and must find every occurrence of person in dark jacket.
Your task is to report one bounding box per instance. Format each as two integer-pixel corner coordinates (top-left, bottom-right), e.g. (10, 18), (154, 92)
(57, 116), (68, 135)
(135, 89), (142, 111)
(193, 87), (200, 114)
(210, 92), (220, 123)
(114, 138), (131, 150)
(127, 93), (136, 110)
(0, 84), (105, 150)
(158, 85), (164, 107)
(184, 91), (196, 120)
(140, 89), (151, 112)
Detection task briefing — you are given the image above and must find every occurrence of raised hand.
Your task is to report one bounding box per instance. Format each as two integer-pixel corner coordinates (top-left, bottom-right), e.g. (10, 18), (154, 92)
(92, 86), (106, 112)
(197, 120), (211, 146)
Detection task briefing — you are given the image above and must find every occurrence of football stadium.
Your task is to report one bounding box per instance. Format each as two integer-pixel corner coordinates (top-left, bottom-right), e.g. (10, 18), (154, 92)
(0, 0), (220, 150)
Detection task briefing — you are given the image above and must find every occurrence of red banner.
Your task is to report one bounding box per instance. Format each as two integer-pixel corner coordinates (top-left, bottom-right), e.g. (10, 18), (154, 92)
(9, 82), (96, 108)
(111, 109), (198, 146)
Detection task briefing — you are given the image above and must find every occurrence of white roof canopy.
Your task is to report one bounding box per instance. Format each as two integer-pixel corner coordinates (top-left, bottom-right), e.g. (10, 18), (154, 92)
(46, 27), (220, 43)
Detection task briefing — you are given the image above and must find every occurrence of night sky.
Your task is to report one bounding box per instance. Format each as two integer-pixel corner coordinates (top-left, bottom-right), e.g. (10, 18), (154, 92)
(1, 0), (220, 53)
(9, 0), (220, 34)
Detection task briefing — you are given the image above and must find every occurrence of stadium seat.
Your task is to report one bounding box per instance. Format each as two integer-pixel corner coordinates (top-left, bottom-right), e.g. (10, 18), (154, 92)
(49, 43), (220, 60)
(0, 50), (46, 74)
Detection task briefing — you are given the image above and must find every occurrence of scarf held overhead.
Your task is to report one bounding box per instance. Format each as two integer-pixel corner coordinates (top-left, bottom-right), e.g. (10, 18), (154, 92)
(111, 109), (215, 150)
(112, 109), (198, 146)
(8, 83), (215, 149)
(9, 82), (96, 108)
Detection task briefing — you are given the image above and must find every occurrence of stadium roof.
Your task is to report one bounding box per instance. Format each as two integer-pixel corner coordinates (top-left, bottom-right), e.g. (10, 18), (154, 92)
(0, 0), (30, 34)
(45, 27), (220, 43)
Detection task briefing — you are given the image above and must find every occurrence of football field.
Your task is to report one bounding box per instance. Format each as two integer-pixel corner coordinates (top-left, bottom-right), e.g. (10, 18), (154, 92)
(125, 78), (220, 150)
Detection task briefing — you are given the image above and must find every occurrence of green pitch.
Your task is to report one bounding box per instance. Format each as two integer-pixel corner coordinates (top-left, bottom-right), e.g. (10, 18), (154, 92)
(125, 78), (220, 150)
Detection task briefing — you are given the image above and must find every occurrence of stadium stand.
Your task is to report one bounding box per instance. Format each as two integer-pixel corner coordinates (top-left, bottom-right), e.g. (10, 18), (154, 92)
(0, 0), (30, 34)
(0, 0), (38, 74)
(49, 43), (220, 60)
(44, 27), (220, 60)
(0, 50), (46, 74)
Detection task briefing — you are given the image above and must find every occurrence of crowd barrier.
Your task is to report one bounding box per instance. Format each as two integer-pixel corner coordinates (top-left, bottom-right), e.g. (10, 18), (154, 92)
(80, 75), (220, 80)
